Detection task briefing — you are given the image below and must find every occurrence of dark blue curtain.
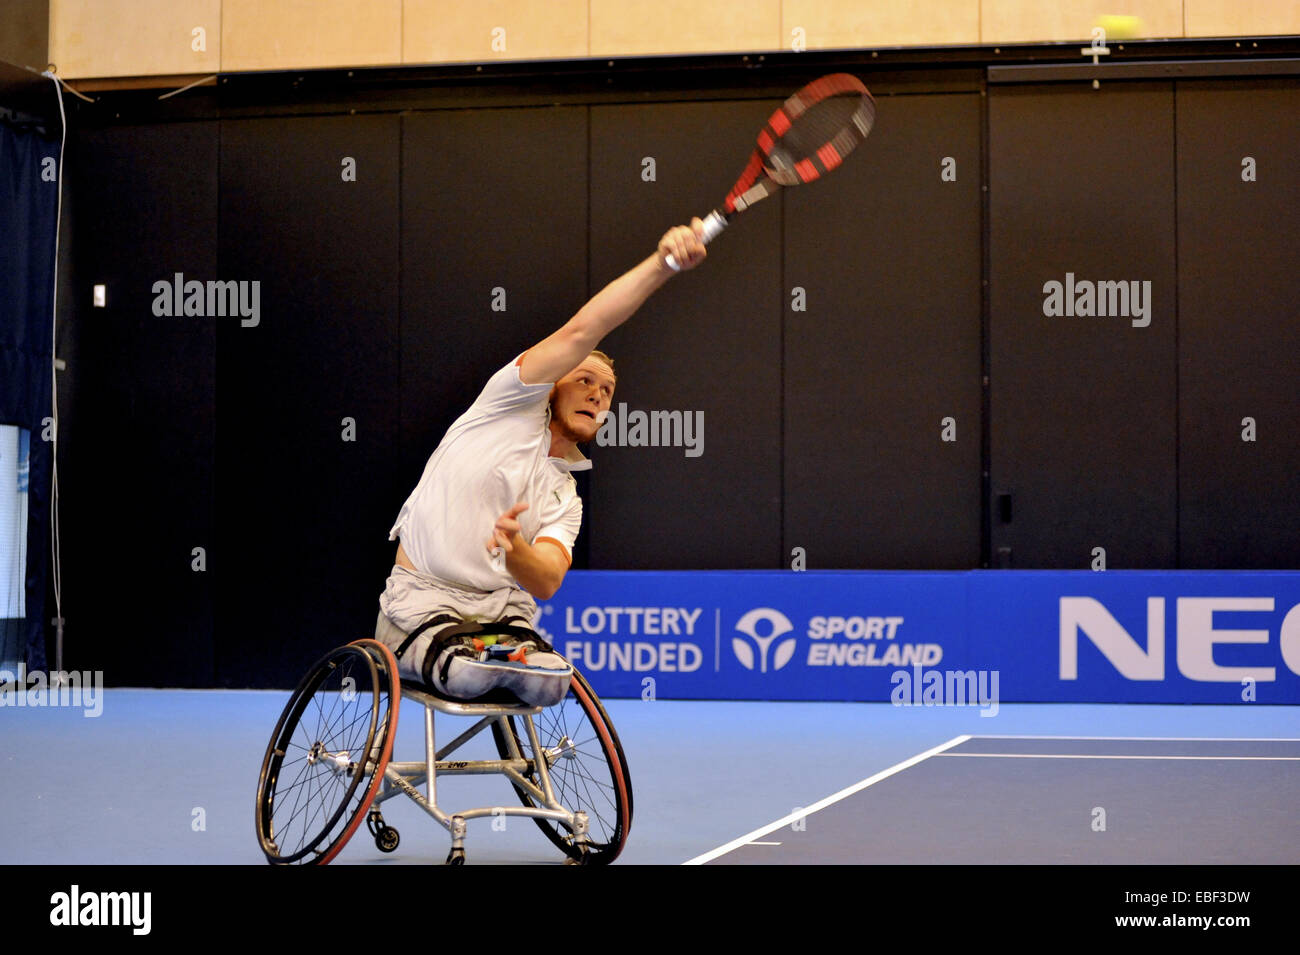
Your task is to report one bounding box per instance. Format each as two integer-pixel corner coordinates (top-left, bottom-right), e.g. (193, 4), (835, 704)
(0, 118), (59, 671)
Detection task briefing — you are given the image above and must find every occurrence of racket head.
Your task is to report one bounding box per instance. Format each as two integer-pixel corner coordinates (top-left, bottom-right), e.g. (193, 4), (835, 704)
(724, 74), (876, 214)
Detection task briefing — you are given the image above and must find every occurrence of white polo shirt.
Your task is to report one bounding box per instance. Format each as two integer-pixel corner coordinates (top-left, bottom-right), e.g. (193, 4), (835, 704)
(387, 353), (588, 593)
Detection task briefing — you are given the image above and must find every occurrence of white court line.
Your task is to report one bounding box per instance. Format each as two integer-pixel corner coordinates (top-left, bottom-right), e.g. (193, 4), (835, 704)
(747, 841), (782, 846)
(968, 735), (1300, 742)
(682, 734), (970, 866)
(939, 753), (1300, 761)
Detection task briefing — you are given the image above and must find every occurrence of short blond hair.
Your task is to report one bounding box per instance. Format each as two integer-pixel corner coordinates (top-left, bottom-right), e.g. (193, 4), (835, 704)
(588, 349), (616, 378)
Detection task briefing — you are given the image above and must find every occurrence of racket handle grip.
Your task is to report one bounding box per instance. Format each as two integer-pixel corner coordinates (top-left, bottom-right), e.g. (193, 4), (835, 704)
(664, 210), (728, 272)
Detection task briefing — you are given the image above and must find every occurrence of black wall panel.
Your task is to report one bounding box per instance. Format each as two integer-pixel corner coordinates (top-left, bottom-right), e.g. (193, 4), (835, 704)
(398, 107), (590, 562)
(784, 92), (983, 569)
(1176, 81), (1300, 568)
(588, 100), (783, 568)
(65, 122), (217, 685)
(989, 84), (1179, 568)
(217, 115), (400, 686)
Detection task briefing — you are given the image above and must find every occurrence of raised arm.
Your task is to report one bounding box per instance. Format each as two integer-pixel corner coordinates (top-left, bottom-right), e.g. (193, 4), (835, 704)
(518, 220), (707, 386)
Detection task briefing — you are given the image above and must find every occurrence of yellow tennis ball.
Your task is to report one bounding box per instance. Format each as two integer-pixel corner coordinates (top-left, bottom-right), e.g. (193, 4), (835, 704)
(1095, 15), (1145, 40)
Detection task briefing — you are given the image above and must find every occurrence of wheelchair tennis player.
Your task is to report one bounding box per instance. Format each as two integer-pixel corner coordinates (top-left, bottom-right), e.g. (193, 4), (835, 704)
(375, 221), (707, 705)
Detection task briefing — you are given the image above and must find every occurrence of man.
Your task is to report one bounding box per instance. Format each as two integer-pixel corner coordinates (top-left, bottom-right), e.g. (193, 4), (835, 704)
(375, 220), (708, 702)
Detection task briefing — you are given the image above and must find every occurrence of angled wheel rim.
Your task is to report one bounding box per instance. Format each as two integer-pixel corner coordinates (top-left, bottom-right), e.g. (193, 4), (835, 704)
(492, 668), (632, 863)
(256, 644), (386, 864)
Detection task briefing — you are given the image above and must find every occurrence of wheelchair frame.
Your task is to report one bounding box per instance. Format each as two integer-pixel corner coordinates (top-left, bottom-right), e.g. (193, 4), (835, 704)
(256, 638), (632, 866)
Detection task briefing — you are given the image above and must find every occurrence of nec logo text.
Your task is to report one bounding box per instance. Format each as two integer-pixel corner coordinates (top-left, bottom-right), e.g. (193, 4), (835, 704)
(1060, 597), (1300, 682)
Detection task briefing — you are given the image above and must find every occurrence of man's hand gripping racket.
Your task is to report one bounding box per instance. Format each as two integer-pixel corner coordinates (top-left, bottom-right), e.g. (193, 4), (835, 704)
(664, 73), (877, 271)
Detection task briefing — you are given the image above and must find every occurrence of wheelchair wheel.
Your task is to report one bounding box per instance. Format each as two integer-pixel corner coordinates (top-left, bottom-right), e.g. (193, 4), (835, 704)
(491, 668), (632, 864)
(256, 639), (399, 864)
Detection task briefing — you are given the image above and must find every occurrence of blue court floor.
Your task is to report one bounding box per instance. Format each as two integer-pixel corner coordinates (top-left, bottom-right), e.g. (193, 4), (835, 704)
(1, 690), (1296, 865)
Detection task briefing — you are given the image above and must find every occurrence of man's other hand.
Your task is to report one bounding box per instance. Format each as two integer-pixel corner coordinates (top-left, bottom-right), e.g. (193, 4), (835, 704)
(486, 502), (529, 554)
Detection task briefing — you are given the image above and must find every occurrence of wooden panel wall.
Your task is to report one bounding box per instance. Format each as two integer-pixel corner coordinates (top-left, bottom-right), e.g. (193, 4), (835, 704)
(44, 0), (1300, 79)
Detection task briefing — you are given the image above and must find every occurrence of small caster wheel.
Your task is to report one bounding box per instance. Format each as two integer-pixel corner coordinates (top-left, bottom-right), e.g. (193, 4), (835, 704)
(446, 847), (466, 866)
(563, 844), (591, 866)
(375, 826), (400, 853)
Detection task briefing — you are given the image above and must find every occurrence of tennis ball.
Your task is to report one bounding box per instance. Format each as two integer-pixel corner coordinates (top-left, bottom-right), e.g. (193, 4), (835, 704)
(1095, 15), (1145, 40)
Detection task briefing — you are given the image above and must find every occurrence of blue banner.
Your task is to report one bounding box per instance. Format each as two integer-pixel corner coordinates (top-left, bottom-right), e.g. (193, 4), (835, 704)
(536, 571), (1300, 704)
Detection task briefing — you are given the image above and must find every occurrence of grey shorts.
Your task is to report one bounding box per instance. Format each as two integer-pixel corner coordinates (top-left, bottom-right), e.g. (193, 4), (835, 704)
(375, 563), (540, 684)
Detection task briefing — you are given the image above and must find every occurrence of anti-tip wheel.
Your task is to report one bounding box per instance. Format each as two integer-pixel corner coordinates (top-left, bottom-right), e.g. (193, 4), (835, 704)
(375, 827), (400, 852)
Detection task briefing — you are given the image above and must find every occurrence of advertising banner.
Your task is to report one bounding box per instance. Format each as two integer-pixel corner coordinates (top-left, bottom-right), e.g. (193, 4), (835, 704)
(537, 571), (1300, 704)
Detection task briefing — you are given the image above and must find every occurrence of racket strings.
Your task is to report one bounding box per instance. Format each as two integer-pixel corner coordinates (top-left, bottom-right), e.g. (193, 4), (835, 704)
(767, 93), (872, 182)
(719, 73), (875, 215)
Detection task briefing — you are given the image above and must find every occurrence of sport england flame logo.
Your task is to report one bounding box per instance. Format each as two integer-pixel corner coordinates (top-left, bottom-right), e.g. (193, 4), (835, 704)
(732, 608), (797, 673)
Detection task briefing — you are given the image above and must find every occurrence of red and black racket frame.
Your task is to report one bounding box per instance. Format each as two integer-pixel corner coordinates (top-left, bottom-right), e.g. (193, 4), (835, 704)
(671, 73), (876, 266)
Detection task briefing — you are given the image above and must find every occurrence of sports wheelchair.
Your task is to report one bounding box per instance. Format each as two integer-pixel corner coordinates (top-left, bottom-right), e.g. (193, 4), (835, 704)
(255, 638), (632, 865)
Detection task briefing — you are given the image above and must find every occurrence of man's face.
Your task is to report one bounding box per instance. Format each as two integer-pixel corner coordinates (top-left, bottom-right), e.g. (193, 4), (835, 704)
(549, 357), (616, 443)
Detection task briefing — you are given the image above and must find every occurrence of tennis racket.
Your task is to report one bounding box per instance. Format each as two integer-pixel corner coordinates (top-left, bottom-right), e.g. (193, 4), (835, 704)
(665, 73), (877, 271)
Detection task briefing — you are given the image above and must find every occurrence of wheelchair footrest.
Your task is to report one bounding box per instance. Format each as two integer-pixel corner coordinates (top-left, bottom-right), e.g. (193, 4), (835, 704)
(438, 649), (573, 708)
